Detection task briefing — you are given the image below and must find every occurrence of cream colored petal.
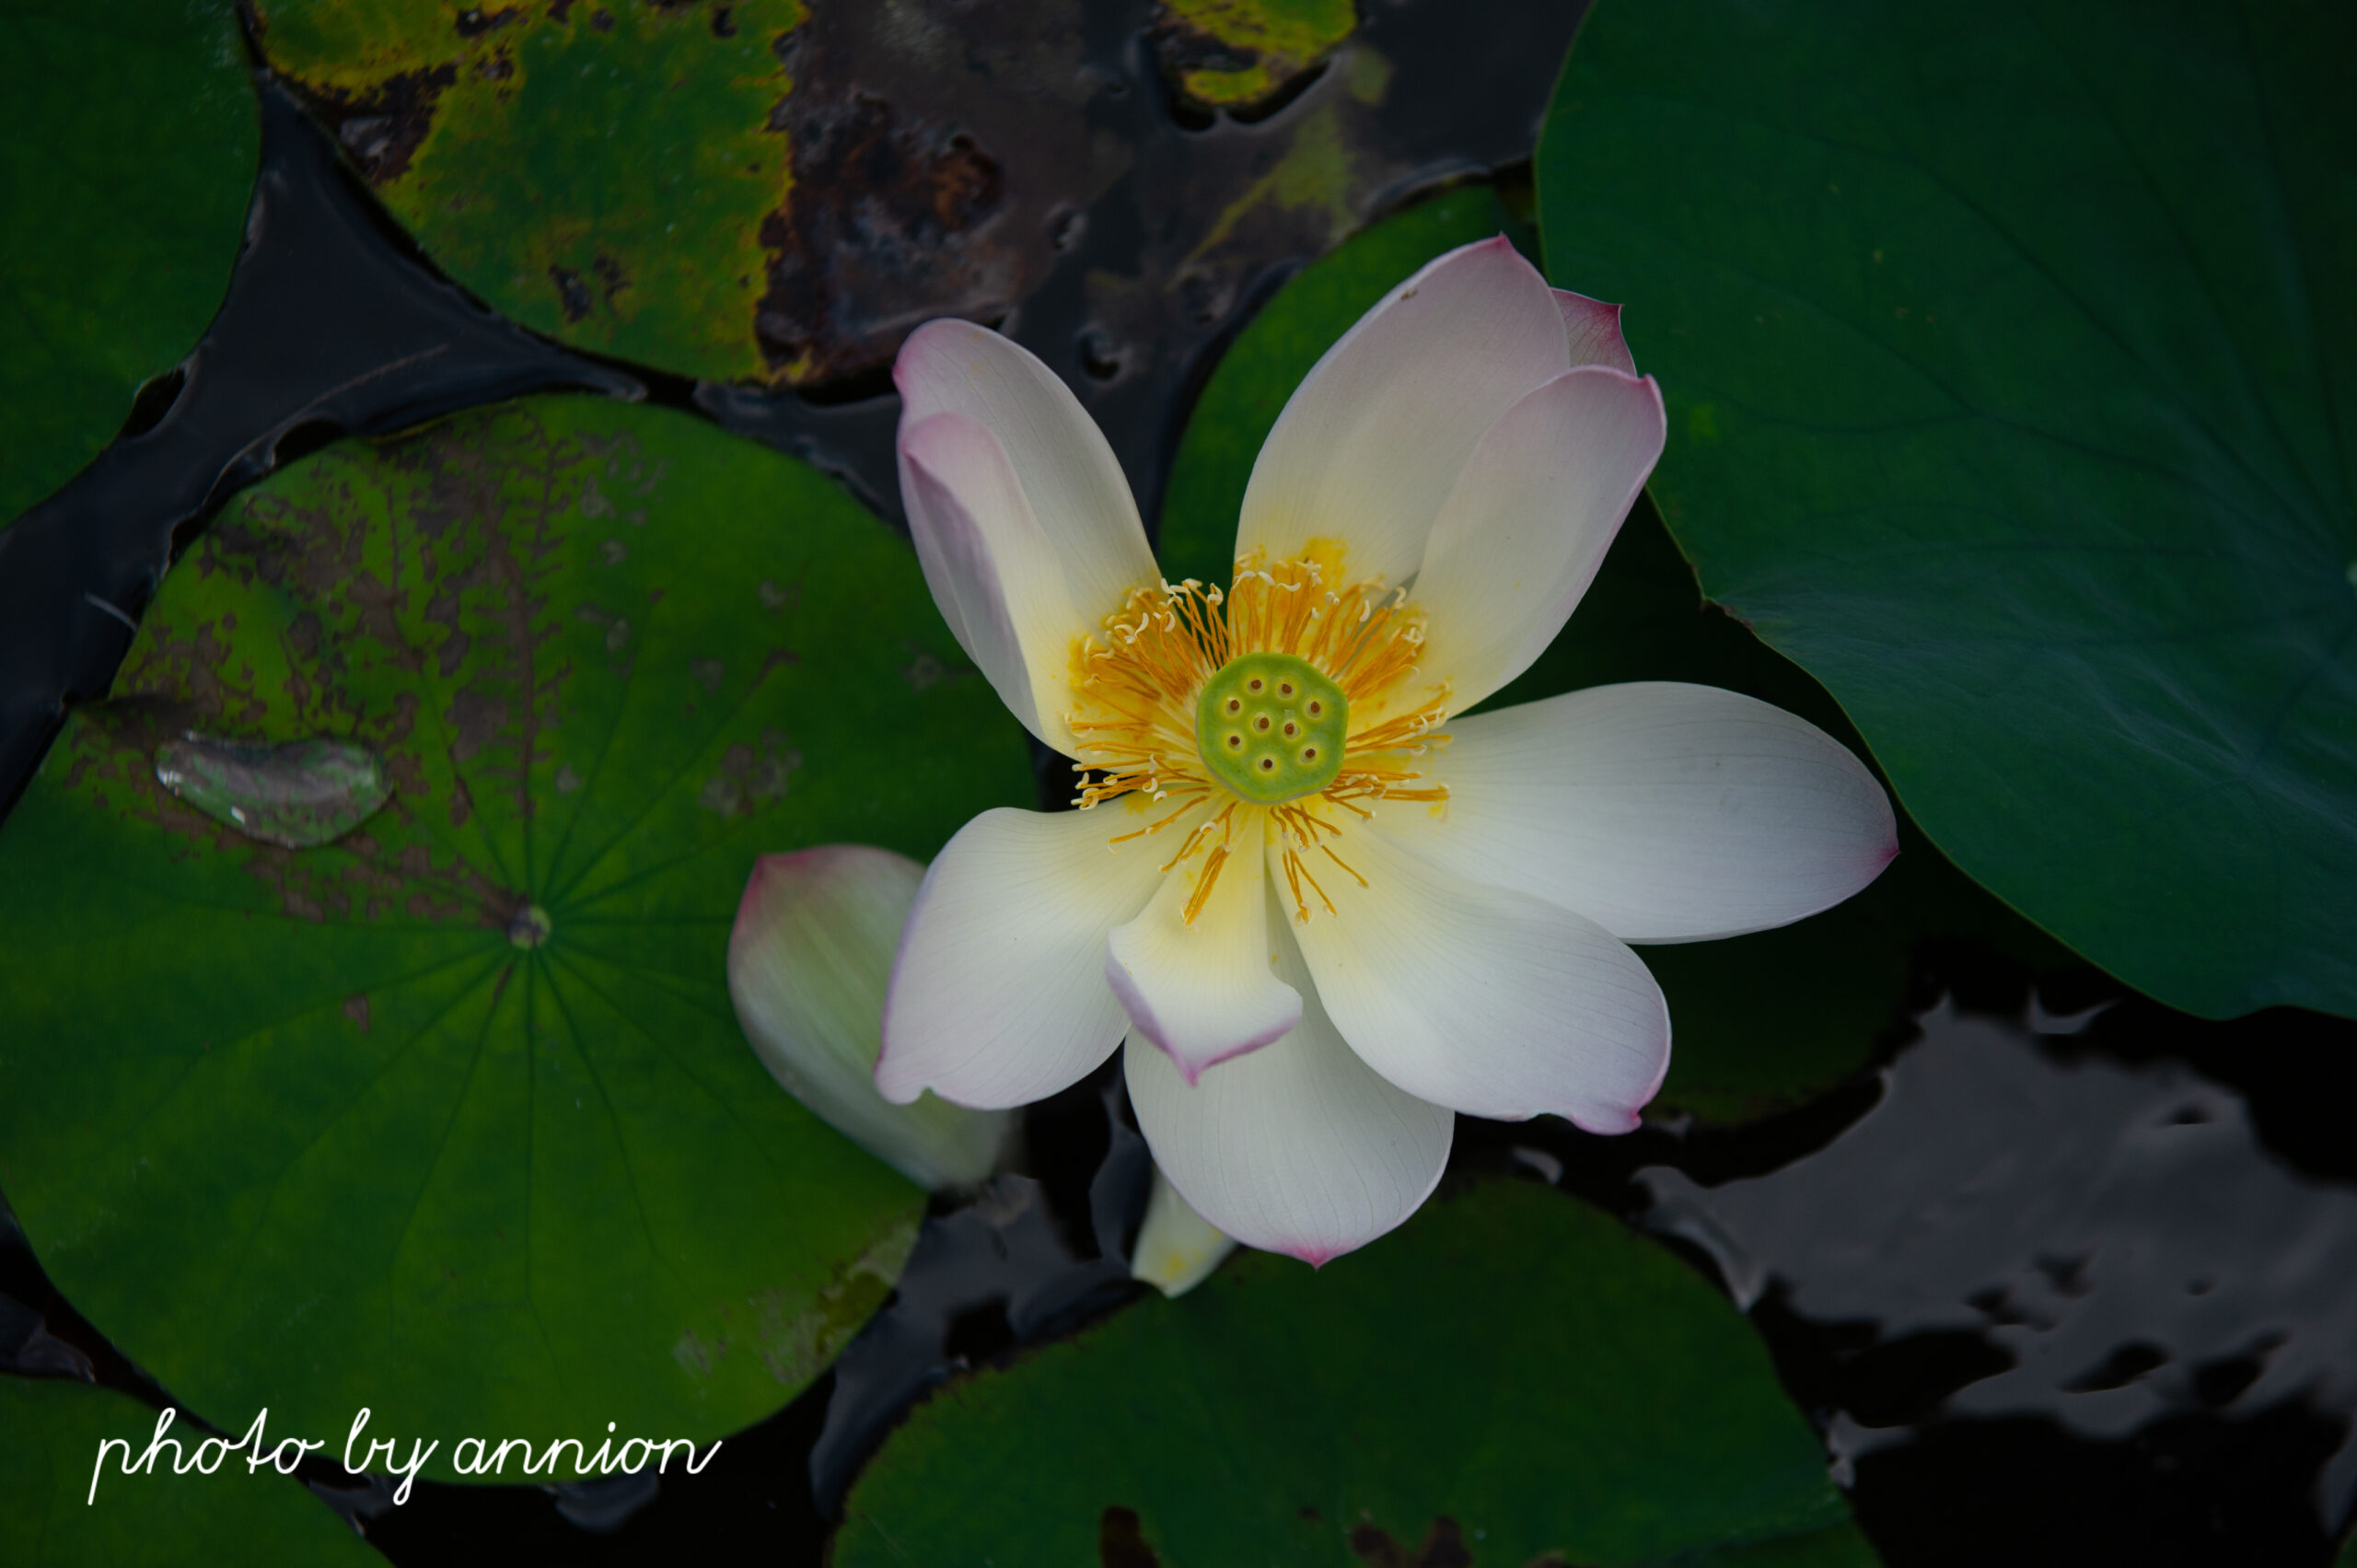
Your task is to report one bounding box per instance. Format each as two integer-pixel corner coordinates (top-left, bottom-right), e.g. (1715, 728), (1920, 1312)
(1233, 237), (1572, 587)
(896, 319), (1158, 621)
(899, 412), (1086, 753)
(1378, 684), (1899, 943)
(1410, 366), (1666, 713)
(1277, 821), (1669, 1132)
(1552, 286), (1638, 372)
(878, 804), (1173, 1109)
(1106, 831), (1300, 1083)
(1124, 896), (1453, 1264)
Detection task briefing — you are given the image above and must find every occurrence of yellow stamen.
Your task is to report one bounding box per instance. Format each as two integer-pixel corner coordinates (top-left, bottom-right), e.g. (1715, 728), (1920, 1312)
(1068, 543), (1450, 922)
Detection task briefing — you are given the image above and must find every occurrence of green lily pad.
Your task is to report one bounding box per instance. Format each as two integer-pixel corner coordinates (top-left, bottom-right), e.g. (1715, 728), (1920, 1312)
(1538, 0), (2357, 1020)
(1, 0), (257, 524)
(836, 1180), (1880, 1566)
(0, 1379), (380, 1567)
(0, 398), (1033, 1479)
(1160, 186), (2057, 1120)
(250, 0), (803, 385)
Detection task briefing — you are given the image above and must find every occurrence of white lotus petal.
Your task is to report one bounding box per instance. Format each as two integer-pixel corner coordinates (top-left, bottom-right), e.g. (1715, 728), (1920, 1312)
(1279, 822), (1669, 1132)
(1552, 287), (1637, 373)
(1411, 366), (1666, 712)
(879, 804), (1171, 1109)
(896, 319), (1157, 622)
(1381, 683), (1899, 943)
(1130, 1168), (1238, 1297)
(1106, 832), (1299, 1083)
(899, 412), (1086, 752)
(729, 846), (1012, 1189)
(1233, 237), (1571, 587)
(1125, 899), (1453, 1263)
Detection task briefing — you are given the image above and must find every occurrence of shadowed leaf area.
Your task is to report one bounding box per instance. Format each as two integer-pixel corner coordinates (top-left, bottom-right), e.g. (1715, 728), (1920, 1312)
(0, 397), (1033, 1480)
(1163, 186), (2062, 1122)
(0, 1380), (377, 1566)
(835, 1181), (1881, 1567)
(0, 0), (257, 525)
(1539, 0), (2357, 1021)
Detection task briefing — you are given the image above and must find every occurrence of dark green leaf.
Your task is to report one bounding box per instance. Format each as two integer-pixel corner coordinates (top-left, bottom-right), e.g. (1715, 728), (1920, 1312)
(1538, 0), (2357, 1019)
(1, 0), (257, 524)
(835, 1180), (1878, 1566)
(0, 398), (1033, 1479)
(0, 1380), (380, 1566)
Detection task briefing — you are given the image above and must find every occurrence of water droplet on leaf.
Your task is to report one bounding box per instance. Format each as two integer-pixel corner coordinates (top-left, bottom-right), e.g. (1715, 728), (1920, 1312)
(153, 734), (392, 848)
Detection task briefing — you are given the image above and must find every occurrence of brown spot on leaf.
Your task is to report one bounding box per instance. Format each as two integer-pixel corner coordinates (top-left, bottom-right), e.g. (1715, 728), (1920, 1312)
(447, 691), (509, 764)
(1349, 1518), (1475, 1568)
(453, 6), (528, 40)
(1098, 1505), (1160, 1567)
(276, 63), (459, 185)
(550, 264), (594, 325)
(749, 0), (1122, 387)
(758, 91), (1004, 381)
(343, 994), (372, 1034)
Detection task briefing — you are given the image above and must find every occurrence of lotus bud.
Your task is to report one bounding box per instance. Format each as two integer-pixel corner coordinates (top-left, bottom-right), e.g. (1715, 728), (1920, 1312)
(729, 845), (1011, 1189)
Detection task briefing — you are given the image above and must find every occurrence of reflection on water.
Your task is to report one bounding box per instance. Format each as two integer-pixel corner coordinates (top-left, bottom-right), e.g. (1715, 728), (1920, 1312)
(1646, 995), (2357, 1555)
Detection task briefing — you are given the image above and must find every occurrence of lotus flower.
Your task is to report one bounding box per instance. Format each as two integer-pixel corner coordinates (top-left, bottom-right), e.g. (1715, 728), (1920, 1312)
(877, 237), (1898, 1263)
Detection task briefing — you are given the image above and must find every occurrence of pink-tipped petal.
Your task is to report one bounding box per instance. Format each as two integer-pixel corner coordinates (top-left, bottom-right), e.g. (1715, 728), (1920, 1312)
(878, 806), (1167, 1109)
(1123, 900), (1452, 1264)
(1234, 237), (1573, 587)
(1278, 823), (1670, 1132)
(1553, 287), (1637, 373)
(728, 846), (1011, 1189)
(1105, 842), (1299, 1082)
(900, 412), (1086, 751)
(1410, 365), (1666, 712)
(895, 319), (1157, 623)
(1378, 683), (1900, 943)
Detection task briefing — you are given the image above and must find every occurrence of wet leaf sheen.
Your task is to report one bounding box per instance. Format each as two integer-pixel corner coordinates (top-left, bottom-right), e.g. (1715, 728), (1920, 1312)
(0, 398), (1033, 1479)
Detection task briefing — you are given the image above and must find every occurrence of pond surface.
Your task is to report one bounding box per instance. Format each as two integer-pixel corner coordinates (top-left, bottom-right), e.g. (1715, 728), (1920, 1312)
(1, 3), (2351, 1562)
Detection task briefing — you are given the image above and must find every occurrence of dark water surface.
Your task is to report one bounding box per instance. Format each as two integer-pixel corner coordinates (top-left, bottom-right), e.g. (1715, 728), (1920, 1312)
(4, 4), (2353, 1563)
